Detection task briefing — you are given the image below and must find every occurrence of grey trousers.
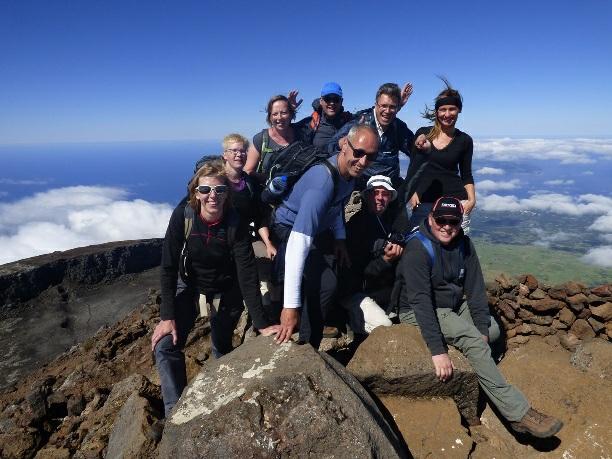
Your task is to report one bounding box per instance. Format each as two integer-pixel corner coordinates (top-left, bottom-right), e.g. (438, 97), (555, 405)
(399, 302), (529, 422)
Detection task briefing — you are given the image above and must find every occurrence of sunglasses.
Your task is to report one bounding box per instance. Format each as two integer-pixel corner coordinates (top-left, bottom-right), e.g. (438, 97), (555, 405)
(322, 95), (341, 104)
(434, 217), (461, 227)
(196, 184), (228, 195)
(347, 138), (378, 161)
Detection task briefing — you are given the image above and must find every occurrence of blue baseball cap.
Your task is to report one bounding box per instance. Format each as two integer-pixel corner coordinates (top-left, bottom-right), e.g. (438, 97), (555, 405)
(321, 82), (343, 98)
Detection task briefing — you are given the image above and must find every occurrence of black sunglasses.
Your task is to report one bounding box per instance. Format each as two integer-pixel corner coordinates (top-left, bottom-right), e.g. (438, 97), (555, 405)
(322, 95), (341, 104)
(434, 217), (461, 227)
(196, 184), (228, 195)
(346, 138), (378, 161)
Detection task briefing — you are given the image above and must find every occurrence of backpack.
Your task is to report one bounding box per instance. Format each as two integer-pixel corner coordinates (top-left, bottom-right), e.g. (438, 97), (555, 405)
(389, 229), (465, 312)
(256, 130), (277, 174)
(179, 205), (239, 283)
(404, 229), (465, 269)
(259, 138), (339, 206)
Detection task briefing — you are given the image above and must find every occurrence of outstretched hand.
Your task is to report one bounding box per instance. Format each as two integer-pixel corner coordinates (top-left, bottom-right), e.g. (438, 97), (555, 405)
(400, 83), (413, 108)
(288, 90), (303, 111)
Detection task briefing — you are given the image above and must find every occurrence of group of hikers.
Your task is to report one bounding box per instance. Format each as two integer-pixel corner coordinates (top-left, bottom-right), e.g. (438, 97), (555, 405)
(149, 79), (563, 439)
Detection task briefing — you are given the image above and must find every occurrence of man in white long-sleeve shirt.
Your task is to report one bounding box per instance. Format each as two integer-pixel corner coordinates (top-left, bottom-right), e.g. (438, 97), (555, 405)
(271, 124), (379, 346)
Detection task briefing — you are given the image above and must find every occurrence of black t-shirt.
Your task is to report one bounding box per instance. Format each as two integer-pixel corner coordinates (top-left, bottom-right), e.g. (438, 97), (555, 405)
(407, 127), (474, 202)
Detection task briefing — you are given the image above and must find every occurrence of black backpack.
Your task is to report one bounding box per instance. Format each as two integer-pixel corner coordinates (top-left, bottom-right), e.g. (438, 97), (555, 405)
(259, 135), (339, 205)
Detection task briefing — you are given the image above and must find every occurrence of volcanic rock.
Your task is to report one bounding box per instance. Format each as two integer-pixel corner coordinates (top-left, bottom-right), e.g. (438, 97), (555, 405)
(590, 302), (612, 321)
(105, 392), (162, 459)
(569, 319), (596, 340)
(558, 308), (576, 326)
(347, 324), (480, 425)
(159, 337), (405, 458)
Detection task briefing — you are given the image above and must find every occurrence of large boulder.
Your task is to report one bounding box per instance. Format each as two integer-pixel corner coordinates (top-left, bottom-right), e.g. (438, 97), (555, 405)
(159, 336), (406, 458)
(347, 324), (480, 425)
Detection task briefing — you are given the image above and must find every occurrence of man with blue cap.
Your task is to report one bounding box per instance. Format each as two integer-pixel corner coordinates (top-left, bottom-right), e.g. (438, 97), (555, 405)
(293, 82), (354, 148)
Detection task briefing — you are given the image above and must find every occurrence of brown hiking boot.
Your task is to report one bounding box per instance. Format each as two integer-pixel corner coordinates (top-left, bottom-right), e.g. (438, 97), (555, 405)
(322, 326), (340, 338)
(511, 408), (563, 438)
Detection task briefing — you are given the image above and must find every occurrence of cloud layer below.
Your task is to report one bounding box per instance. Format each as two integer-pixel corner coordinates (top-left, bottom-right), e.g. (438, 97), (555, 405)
(0, 186), (172, 265)
(475, 138), (612, 164)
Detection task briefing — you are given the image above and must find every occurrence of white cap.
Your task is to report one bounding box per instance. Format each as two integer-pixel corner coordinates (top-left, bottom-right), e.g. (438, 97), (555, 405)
(365, 175), (397, 201)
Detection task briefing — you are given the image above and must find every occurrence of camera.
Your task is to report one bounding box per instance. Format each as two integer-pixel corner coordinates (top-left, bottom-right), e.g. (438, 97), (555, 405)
(385, 232), (407, 249)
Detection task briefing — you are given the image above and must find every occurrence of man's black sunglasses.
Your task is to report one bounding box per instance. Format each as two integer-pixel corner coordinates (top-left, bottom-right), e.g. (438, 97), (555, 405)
(347, 138), (378, 161)
(196, 184), (228, 195)
(434, 217), (461, 227)
(322, 95), (341, 104)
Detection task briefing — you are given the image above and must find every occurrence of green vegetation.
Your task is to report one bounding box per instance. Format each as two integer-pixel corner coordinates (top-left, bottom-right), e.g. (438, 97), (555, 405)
(473, 238), (612, 287)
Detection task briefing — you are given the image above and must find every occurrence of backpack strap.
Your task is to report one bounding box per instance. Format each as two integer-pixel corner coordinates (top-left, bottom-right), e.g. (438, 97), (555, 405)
(257, 129), (275, 174)
(406, 230), (435, 266)
(180, 204), (195, 281)
(321, 159), (340, 200)
(309, 111), (321, 131)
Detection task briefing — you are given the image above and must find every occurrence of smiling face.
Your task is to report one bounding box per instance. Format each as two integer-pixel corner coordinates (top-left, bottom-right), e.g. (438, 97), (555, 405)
(428, 213), (461, 245)
(222, 141), (247, 170)
(366, 187), (393, 216)
(374, 94), (399, 127)
(320, 94), (342, 118)
(436, 104), (460, 128)
(338, 128), (379, 179)
(196, 175), (227, 218)
(268, 100), (292, 132)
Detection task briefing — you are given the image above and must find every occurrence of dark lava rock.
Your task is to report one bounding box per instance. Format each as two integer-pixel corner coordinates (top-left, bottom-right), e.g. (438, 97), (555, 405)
(159, 336), (406, 458)
(347, 324), (480, 426)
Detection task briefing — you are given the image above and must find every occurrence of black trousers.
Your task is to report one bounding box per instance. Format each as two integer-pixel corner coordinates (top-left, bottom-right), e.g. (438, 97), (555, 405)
(271, 223), (337, 348)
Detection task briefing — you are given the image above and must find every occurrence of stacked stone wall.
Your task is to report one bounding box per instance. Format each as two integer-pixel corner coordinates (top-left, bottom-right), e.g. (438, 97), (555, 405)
(486, 274), (612, 350)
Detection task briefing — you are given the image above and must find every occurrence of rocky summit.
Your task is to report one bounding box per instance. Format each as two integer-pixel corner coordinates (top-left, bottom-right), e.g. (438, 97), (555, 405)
(0, 241), (610, 458)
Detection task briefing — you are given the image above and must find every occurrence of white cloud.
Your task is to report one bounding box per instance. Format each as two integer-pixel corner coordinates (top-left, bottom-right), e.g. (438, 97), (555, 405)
(588, 214), (612, 233)
(479, 193), (612, 216)
(544, 179), (574, 186)
(476, 167), (504, 175)
(478, 179), (520, 192)
(0, 186), (172, 265)
(530, 228), (574, 249)
(479, 192), (612, 268)
(582, 246), (612, 268)
(475, 138), (612, 164)
(582, 171), (594, 175)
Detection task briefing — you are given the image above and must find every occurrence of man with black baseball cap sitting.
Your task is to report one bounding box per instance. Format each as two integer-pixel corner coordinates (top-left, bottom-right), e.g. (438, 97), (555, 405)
(393, 196), (563, 438)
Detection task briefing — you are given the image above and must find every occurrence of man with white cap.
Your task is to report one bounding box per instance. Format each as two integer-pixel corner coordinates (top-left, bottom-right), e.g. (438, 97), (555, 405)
(394, 196), (563, 438)
(340, 175), (409, 334)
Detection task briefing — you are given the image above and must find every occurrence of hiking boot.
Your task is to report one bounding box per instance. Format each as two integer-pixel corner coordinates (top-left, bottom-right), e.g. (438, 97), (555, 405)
(322, 326), (340, 338)
(510, 408), (563, 438)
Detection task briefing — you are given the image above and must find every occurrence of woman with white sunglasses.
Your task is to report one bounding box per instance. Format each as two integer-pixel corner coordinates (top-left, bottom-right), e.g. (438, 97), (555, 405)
(151, 159), (279, 417)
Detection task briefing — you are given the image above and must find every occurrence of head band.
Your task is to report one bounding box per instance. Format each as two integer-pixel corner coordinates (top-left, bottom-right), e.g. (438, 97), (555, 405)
(435, 96), (462, 111)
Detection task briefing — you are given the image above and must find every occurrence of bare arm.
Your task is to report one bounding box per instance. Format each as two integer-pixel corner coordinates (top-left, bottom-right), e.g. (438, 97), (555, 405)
(244, 143), (261, 175)
(463, 183), (476, 214)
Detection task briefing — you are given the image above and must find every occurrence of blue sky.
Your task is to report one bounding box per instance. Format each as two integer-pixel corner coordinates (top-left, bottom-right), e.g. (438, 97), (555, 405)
(1, 0), (611, 144)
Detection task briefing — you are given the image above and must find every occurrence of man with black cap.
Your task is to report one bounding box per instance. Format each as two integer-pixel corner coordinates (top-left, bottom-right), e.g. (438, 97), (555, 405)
(393, 196), (563, 438)
(293, 82), (354, 149)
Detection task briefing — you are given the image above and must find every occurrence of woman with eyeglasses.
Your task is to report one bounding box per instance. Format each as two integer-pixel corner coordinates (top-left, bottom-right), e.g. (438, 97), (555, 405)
(406, 78), (476, 234)
(151, 159), (279, 417)
(244, 94), (303, 180)
(220, 133), (276, 259)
